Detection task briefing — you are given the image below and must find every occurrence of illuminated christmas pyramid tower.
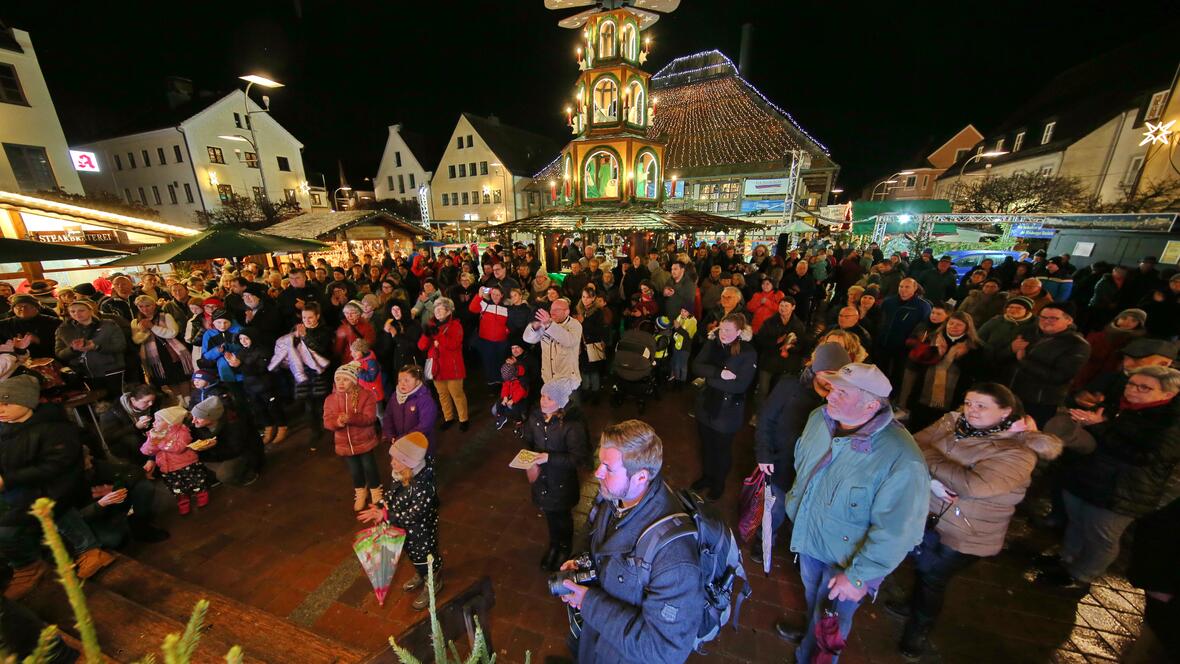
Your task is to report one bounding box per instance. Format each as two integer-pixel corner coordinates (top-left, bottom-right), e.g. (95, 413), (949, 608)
(549, 0), (676, 206)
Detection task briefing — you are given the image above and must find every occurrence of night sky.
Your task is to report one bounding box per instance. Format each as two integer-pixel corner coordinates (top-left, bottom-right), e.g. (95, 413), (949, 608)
(6, 1), (1177, 195)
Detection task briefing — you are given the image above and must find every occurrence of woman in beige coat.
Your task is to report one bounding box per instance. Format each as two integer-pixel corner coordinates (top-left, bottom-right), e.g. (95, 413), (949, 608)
(888, 382), (1062, 660)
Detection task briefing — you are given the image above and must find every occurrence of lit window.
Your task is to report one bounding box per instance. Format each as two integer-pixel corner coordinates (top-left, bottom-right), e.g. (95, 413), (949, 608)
(1124, 156), (1145, 186)
(1041, 122), (1055, 145)
(252, 186), (264, 202)
(1013, 132), (1025, 152)
(217, 184), (233, 203)
(599, 19), (616, 58)
(584, 150), (619, 199)
(995, 138), (1004, 152)
(284, 188), (297, 203)
(207, 147), (225, 164)
(636, 152), (658, 198)
(593, 77), (618, 123)
(493, 189), (502, 204)
(244, 152), (259, 168)
(626, 81), (645, 125)
(620, 23), (637, 61)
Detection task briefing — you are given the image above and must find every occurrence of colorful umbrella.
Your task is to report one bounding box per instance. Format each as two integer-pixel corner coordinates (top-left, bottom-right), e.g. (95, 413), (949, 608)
(353, 522), (406, 606)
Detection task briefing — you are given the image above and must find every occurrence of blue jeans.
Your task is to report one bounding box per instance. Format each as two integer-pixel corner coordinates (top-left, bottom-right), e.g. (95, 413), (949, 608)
(477, 337), (508, 384)
(581, 364), (602, 393)
(670, 350), (690, 382)
(797, 554), (871, 664)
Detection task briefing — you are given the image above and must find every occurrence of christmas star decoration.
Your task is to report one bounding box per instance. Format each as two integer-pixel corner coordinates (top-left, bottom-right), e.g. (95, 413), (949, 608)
(1140, 120), (1175, 146)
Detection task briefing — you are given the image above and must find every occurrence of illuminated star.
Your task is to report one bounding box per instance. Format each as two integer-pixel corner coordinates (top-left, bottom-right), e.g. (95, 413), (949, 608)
(1140, 120), (1175, 146)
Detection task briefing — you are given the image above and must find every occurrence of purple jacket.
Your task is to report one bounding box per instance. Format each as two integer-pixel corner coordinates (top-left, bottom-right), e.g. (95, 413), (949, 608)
(381, 385), (439, 453)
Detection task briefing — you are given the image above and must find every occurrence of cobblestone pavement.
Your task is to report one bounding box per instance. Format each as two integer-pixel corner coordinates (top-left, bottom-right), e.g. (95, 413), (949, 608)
(126, 382), (1147, 663)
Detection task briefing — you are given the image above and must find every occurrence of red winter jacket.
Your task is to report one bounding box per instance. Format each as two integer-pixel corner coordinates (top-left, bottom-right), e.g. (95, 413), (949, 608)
(500, 364), (528, 403)
(334, 320), (376, 364)
(469, 295), (510, 342)
(747, 290), (784, 333)
(418, 317), (466, 380)
(323, 387), (379, 456)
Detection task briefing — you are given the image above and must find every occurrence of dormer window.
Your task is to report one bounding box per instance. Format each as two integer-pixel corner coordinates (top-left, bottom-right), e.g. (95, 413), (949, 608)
(599, 20), (616, 59)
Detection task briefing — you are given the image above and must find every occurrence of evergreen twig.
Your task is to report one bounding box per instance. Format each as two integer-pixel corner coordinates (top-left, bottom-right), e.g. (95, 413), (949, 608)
(29, 499), (102, 664)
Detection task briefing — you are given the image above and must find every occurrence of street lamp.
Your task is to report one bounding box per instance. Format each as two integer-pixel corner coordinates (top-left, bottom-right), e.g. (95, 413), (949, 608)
(953, 151), (1008, 203)
(871, 171), (915, 201)
(238, 73), (284, 202)
(871, 179), (899, 200)
(333, 185), (352, 211)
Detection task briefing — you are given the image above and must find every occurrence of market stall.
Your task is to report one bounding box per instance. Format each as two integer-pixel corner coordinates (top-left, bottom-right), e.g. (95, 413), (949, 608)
(263, 209), (434, 269)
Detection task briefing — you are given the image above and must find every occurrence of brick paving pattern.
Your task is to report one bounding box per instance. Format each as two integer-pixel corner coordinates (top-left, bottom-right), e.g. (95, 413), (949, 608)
(124, 385), (1147, 663)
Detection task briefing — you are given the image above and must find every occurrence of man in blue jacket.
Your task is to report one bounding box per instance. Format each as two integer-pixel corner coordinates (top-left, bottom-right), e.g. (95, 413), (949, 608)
(775, 364), (929, 663)
(875, 278), (931, 387)
(557, 420), (704, 664)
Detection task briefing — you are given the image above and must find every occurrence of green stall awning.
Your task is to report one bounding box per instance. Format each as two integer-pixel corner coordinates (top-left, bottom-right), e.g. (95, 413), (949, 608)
(851, 220), (958, 236)
(849, 199), (952, 221)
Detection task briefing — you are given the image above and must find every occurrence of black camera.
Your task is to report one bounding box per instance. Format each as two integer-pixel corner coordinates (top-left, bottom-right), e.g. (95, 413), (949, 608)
(547, 553), (596, 596)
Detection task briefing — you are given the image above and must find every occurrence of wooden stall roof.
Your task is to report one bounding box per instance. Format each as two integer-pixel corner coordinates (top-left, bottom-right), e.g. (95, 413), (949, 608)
(484, 206), (763, 234)
(263, 210), (433, 240)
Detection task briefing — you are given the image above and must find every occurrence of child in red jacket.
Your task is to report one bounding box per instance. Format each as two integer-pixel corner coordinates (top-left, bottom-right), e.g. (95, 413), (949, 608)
(140, 406), (210, 515)
(324, 364), (381, 511)
(492, 352), (529, 431)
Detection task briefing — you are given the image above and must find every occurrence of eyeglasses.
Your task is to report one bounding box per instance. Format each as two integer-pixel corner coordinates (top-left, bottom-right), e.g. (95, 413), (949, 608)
(1126, 381), (1158, 393)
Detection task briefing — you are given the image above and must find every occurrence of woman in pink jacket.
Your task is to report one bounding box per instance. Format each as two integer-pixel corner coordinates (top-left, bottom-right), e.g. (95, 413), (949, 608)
(746, 276), (785, 333)
(140, 406), (210, 515)
(324, 363), (381, 511)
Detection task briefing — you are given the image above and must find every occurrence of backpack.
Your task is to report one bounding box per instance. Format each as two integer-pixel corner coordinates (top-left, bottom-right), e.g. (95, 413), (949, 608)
(612, 329), (656, 381)
(634, 486), (751, 654)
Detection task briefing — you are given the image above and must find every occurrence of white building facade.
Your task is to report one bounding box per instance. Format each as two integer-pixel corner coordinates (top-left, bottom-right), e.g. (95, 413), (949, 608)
(73, 90), (311, 227)
(0, 25), (84, 195)
(373, 123), (434, 208)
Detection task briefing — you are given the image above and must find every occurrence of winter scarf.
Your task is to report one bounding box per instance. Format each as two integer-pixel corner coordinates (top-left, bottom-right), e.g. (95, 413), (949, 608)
(395, 382), (423, 405)
(953, 414), (1011, 439)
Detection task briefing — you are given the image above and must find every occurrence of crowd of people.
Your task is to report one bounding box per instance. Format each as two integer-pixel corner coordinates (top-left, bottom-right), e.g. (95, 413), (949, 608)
(0, 235), (1177, 662)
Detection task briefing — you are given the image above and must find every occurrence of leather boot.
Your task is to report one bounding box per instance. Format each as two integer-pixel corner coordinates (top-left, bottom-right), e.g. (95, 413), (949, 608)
(195, 491), (210, 508)
(353, 488), (368, 512)
(261, 426), (276, 445)
(176, 494), (192, 516)
(270, 426), (289, 444)
(369, 487), (384, 507)
(3, 561), (47, 599)
(76, 549), (115, 579)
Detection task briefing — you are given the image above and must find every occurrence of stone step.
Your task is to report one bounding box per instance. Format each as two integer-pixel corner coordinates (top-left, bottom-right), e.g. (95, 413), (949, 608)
(23, 553), (366, 663)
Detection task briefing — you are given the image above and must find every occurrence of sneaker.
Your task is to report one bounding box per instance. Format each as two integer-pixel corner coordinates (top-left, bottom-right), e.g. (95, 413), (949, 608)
(440, 419), (455, 431)
(459, 421), (470, 432)
(774, 620), (804, 643)
(495, 417), (508, 430)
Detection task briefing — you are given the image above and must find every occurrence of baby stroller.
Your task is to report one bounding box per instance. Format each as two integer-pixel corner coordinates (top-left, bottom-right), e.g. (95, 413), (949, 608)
(610, 323), (658, 413)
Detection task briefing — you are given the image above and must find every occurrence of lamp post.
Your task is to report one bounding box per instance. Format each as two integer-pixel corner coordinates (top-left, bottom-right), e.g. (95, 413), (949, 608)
(238, 74), (284, 202)
(871, 170), (915, 201)
(333, 186), (352, 211)
(216, 134), (261, 197)
(953, 151), (1008, 204)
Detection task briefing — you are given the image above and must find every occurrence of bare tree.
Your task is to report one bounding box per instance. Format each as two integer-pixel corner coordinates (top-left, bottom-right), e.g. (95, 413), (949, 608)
(1087, 178), (1180, 213)
(194, 194), (301, 229)
(958, 172), (1087, 213)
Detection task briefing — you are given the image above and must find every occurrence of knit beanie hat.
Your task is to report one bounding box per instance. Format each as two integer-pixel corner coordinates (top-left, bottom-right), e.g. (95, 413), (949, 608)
(390, 431), (429, 474)
(0, 374), (40, 410)
(190, 396), (224, 422)
(1116, 308), (1147, 326)
(155, 406), (188, 427)
(500, 361), (518, 383)
(811, 342), (853, 373)
(541, 379), (575, 410)
(335, 363), (359, 384)
(192, 370), (216, 384)
(1007, 296), (1034, 313)
(211, 308), (232, 322)
(73, 283), (98, 298)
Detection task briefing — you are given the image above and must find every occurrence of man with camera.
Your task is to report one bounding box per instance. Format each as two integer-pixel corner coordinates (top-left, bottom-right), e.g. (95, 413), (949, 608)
(554, 420), (703, 664)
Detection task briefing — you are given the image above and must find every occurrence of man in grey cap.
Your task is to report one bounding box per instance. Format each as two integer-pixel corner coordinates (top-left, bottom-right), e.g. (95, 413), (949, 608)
(752, 342), (852, 564)
(774, 363), (929, 663)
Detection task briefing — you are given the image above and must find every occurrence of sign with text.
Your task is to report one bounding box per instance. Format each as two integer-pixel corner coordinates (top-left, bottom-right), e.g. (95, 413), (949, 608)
(30, 230), (119, 245)
(743, 178), (789, 196)
(69, 150), (100, 172)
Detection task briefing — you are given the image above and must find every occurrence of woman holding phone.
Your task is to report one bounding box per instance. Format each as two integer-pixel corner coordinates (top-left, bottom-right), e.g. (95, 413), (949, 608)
(889, 383), (1062, 659)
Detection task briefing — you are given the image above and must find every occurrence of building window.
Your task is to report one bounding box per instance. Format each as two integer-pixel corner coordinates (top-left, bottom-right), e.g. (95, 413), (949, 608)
(183, 183), (194, 203)
(154, 147), (165, 165)
(1124, 155), (1145, 186)
(310, 192), (322, 206)
(124, 188), (133, 203)
(954, 148), (969, 163)
(275, 156), (290, 171)
(245, 115), (251, 130)
(461, 192), (470, 205)
(480, 161), (488, 175)
(409, 173), (416, 189)
(469, 162), (476, 177)
(234, 112), (242, 128)
(459, 163), (467, 177)
(284, 188), (297, 203)
(244, 152), (259, 168)
(994, 138), (1005, 152)
(471, 190), (479, 204)
(149, 185), (160, 205)
(113, 154), (123, 171)
(448, 165), (456, 178)
(1145, 91), (1168, 122)
(1013, 132), (1025, 152)
(252, 186), (264, 202)
(921, 174), (929, 188)
(395, 151), (402, 167)
(217, 184), (233, 203)
(697, 180), (740, 212)
(142, 149), (151, 167)
(1038, 165), (1054, 176)
(904, 175), (917, 189)
(583, 150), (620, 199)
(174, 145), (183, 163)
(0, 63), (28, 105)
(1041, 122), (1055, 145)
(137, 187), (147, 204)
(456, 137), (463, 149)
(493, 189), (502, 204)
(482, 191), (491, 204)
(450, 192), (458, 205)
(466, 135), (473, 147)
(398, 174), (405, 194)
(167, 184), (178, 204)
(128, 152), (137, 168)
(599, 19), (616, 58)
(207, 146), (225, 164)
(976, 145), (984, 156)
(636, 152), (659, 198)
(593, 77), (619, 123)
(387, 175), (395, 190)
(2, 144), (57, 192)
(440, 194), (449, 206)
